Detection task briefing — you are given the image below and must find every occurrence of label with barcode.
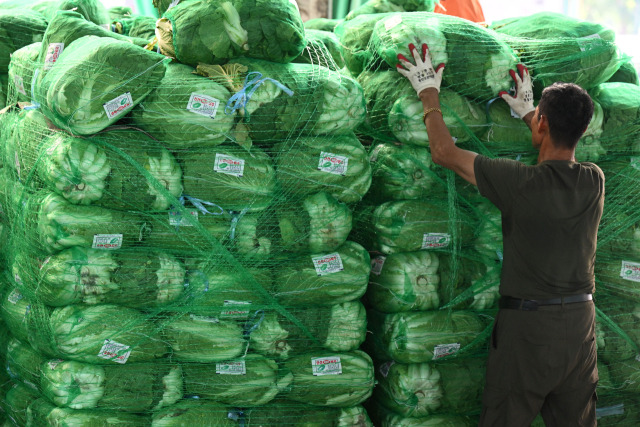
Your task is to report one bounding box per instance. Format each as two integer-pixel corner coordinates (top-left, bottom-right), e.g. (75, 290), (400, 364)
(98, 339), (132, 364)
(318, 152), (348, 176)
(371, 256), (386, 276)
(220, 300), (251, 319)
(14, 75), (26, 96)
(92, 234), (123, 250)
(189, 314), (219, 323)
(187, 93), (219, 119)
(433, 343), (460, 360)
(621, 260), (640, 282)
(216, 361), (246, 375)
(103, 92), (133, 119)
(312, 253), (344, 276)
(421, 233), (451, 249)
(214, 153), (245, 177)
(312, 357), (342, 376)
(44, 43), (64, 70)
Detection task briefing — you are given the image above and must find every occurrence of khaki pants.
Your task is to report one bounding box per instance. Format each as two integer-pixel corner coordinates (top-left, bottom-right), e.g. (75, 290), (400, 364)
(479, 301), (598, 427)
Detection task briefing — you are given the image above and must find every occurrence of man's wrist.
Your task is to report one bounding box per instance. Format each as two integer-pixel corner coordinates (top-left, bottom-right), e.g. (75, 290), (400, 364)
(419, 87), (440, 106)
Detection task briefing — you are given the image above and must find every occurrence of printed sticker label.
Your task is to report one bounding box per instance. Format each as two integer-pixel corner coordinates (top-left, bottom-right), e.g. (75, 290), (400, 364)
(14, 75), (26, 96)
(312, 253), (344, 276)
(216, 361), (246, 375)
(189, 314), (219, 323)
(214, 153), (245, 177)
(44, 43), (64, 70)
(421, 233), (451, 249)
(371, 256), (387, 276)
(312, 357), (342, 376)
(187, 93), (220, 119)
(433, 343), (461, 360)
(8, 289), (23, 304)
(98, 339), (132, 364)
(577, 33), (602, 52)
(385, 15), (403, 31)
(92, 234), (123, 250)
(621, 260), (640, 283)
(103, 92), (133, 120)
(169, 209), (199, 226)
(220, 300), (251, 319)
(318, 152), (348, 176)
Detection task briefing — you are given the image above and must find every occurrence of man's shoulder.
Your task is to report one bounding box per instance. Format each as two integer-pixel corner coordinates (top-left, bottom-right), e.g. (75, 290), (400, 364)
(577, 161), (605, 181)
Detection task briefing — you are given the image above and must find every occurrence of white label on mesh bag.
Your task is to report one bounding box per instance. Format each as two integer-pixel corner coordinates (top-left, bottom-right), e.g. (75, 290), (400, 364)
(577, 33), (602, 52)
(44, 43), (64, 70)
(220, 300), (251, 319)
(421, 233), (451, 249)
(92, 234), (123, 250)
(620, 260), (640, 282)
(216, 361), (246, 375)
(98, 339), (132, 364)
(14, 75), (26, 96)
(169, 209), (199, 226)
(8, 289), (23, 304)
(189, 314), (219, 323)
(385, 15), (403, 31)
(371, 256), (387, 276)
(312, 357), (342, 376)
(187, 93), (220, 119)
(214, 153), (245, 177)
(103, 92), (133, 120)
(318, 152), (348, 176)
(312, 253), (344, 276)
(433, 343), (461, 360)
(47, 359), (64, 370)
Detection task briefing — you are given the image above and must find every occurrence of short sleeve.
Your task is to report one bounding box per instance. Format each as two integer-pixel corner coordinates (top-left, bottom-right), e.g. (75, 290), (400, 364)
(474, 155), (525, 213)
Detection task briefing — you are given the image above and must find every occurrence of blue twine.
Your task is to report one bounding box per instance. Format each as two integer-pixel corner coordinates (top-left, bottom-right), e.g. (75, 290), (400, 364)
(24, 68), (41, 111)
(243, 310), (265, 338)
(190, 270), (210, 293)
(181, 195), (224, 216)
(228, 410), (246, 426)
(225, 72), (294, 119)
(229, 208), (249, 240)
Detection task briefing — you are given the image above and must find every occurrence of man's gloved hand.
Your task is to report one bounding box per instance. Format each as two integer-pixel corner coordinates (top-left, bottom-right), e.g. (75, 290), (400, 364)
(499, 64), (535, 118)
(396, 43), (445, 96)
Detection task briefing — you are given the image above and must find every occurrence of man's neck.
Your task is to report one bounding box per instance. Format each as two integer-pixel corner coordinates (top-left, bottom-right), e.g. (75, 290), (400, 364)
(537, 142), (576, 163)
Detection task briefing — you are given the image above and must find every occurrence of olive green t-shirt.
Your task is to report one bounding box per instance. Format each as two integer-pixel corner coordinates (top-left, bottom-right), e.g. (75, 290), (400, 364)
(474, 155), (605, 299)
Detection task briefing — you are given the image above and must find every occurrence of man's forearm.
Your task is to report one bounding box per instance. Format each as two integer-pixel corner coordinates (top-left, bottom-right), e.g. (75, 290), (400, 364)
(418, 88), (456, 164)
(522, 110), (535, 131)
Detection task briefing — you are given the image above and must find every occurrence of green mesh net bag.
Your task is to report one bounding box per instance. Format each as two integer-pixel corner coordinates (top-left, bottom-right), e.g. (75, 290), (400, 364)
(111, 14), (156, 41)
(345, 0), (438, 21)
(157, 0), (306, 66)
(0, 9), (47, 75)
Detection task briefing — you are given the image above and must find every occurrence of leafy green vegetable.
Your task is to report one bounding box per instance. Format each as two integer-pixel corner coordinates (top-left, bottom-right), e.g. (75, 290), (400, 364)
(334, 13), (392, 76)
(346, 0), (437, 20)
(479, 98), (535, 156)
(245, 401), (374, 426)
(373, 358), (485, 417)
(294, 29), (346, 71)
(304, 18), (343, 32)
(38, 128), (183, 211)
(590, 82), (640, 154)
(158, 0), (306, 66)
(0, 9), (47, 75)
(367, 310), (487, 363)
(6, 336), (45, 390)
(180, 144), (276, 213)
(274, 132), (372, 204)
(3, 382), (40, 427)
(35, 35), (167, 135)
(284, 350), (375, 407)
(273, 241), (370, 306)
(8, 42), (40, 103)
(131, 62), (235, 149)
(162, 313), (245, 362)
(1, 287), (33, 344)
(369, 403), (476, 426)
(40, 359), (182, 411)
(52, 0), (110, 27)
(575, 100), (606, 162)
(27, 397), (150, 426)
(152, 400), (236, 427)
(277, 192), (353, 253)
(250, 302), (367, 359)
(182, 354), (292, 406)
(112, 15), (156, 40)
(607, 60), (640, 85)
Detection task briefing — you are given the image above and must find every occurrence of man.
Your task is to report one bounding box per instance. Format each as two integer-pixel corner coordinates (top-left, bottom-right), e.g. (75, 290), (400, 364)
(397, 44), (604, 426)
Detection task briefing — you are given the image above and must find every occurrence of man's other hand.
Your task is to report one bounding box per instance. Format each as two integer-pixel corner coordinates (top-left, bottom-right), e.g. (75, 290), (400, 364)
(396, 43), (445, 96)
(499, 64), (535, 119)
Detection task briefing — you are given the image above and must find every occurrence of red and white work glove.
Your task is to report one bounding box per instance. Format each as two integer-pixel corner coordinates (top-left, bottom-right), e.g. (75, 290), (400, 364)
(499, 64), (535, 118)
(396, 43), (445, 96)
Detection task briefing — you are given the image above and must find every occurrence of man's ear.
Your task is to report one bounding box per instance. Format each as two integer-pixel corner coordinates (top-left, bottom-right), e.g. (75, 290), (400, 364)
(537, 114), (549, 134)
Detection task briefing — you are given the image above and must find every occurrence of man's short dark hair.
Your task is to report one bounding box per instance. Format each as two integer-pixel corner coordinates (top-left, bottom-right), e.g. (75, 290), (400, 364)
(537, 82), (594, 150)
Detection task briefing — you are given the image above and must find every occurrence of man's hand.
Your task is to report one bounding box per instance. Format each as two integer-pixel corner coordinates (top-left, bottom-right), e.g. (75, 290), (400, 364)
(396, 43), (445, 96)
(499, 64), (535, 119)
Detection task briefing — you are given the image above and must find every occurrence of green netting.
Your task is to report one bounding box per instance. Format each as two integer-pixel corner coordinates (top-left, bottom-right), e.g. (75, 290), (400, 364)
(0, 1), (638, 425)
(345, 0), (438, 21)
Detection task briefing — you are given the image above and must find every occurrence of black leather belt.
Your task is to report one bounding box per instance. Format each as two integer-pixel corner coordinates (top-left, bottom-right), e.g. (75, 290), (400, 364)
(499, 294), (593, 311)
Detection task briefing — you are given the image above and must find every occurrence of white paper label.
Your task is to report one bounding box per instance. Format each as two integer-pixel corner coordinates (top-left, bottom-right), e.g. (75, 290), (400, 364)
(421, 233), (451, 249)
(577, 33), (602, 52)
(312, 357), (342, 376)
(220, 300), (251, 319)
(189, 313), (219, 323)
(98, 339), (132, 364)
(169, 209), (199, 226)
(318, 152), (348, 176)
(433, 343), (461, 360)
(214, 153), (245, 177)
(312, 253), (344, 276)
(92, 234), (123, 250)
(103, 92), (133, 119)
(8, 289), (23, 304)
(385, 15), (403, 31)
(187, 93), (220, 119)
(370, 144), (383, 163)
(44, 43), (64, 70)
(14, 75), (26, 96)
(621, 260), (640, 283)
(371, 256), (386, 276)
(47, 359), (64, 370)
(216, 361), (246, 375)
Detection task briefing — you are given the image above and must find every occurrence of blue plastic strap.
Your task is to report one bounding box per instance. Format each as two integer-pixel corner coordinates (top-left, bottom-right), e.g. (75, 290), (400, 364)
(243, 310), (265, 338)
(189, 270), (210, 293)
(181, 194), (224, 216)
(228, 410), (246, 426)
(225, 71), (294, 119)
(24, 68), (41, 111)
(229, 208), (249, 240)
